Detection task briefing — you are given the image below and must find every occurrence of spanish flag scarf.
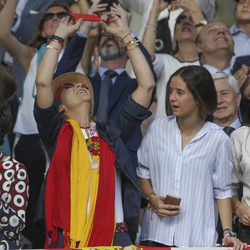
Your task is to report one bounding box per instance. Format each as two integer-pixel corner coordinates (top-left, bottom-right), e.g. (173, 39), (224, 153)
(45, 120), (116, 248)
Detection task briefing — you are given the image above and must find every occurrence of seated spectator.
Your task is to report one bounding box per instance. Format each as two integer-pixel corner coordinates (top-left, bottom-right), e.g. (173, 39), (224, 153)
(34, 13), (155, 248)
(0, 64), (29, 249)
(137, 65), (244, 248)
(231, 125), (250, 244)
(212, 73), (242, 133)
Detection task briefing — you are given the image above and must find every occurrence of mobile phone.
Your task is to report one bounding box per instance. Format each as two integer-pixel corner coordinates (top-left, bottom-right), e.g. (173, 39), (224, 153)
(164, 195), (181, 206)
(164, 0), (173, 3)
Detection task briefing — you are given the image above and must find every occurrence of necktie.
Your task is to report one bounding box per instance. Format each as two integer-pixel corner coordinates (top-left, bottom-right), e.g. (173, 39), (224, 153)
(223, 126), (235, 136)
(95, 70), (117, 125)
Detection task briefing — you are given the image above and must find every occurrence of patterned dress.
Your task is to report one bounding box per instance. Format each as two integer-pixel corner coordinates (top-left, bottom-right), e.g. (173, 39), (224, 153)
(0, 152), (29, 249)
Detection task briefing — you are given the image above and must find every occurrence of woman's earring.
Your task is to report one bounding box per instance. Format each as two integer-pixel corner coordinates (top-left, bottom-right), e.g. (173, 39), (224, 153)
(58, 105), (65, 113)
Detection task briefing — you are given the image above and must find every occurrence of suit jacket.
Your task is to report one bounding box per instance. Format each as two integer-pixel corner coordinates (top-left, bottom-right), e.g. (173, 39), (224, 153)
(54, 34), (156, 241)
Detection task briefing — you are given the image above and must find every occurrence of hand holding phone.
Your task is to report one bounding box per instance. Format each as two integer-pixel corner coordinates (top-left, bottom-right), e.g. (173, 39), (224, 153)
(164, 195), (181, 206)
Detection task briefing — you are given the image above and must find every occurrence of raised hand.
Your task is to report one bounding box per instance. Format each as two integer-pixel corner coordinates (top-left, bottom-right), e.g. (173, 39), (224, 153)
(88, 0), (108, 15)
(171, 0), (200, 13)
(55, 16), (82, 40)
(234, 65), (249, 90)
(152, 0), (170, 13)
(110, 3), (132, 27)
(79, 0), (108, 35)
(101, 12), (130, 40)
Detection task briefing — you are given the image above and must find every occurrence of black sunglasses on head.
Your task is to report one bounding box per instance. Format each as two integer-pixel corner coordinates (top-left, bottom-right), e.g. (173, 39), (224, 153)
(43, 12), (68, 22)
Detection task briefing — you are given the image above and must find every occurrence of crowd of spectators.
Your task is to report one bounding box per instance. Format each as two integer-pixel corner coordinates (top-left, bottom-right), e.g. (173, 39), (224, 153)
(0, 0), (249, 249)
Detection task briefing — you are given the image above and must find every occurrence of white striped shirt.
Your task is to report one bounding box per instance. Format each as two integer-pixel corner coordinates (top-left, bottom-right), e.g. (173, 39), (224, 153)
(137, 116), (232, 247)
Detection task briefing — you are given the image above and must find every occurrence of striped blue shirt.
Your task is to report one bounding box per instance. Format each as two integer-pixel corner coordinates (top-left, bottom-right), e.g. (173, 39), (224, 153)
(137, 116), (232, 247)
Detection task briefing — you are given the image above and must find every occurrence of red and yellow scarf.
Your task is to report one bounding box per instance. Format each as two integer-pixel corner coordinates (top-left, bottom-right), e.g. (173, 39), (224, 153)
(45, 119), (116, 248)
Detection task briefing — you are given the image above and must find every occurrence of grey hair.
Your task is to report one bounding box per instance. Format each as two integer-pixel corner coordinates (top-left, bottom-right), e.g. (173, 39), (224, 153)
(212, 72), (240, 94)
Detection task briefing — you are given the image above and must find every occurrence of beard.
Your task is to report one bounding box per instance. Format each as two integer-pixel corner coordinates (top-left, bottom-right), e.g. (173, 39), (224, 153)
(99, 41), (126, 60)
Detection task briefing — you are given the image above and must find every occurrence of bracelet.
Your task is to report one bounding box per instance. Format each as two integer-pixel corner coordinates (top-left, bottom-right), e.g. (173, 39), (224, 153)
(121, 32), (131, 42)
(126, 40), (139, 51)
(46, 44), (61, 53)
(49, 39), (64, 47)
(146, 192), (156, 201)
(223, 228), (237, 238)
(123, 38), (139, 47)
(50, 34), (65, 45)
(146, 22), (157, 28)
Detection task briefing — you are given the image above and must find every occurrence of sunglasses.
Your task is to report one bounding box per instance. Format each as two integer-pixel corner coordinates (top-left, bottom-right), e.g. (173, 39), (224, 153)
(61, 82), (89, 90)
(43, 12), (68, 22)
(176, 14), (192, 24)
(56, 82), (89, 102)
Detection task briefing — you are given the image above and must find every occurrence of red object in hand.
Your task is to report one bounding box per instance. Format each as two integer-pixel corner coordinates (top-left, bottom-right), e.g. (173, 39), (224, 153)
(70, 13), (101, 22)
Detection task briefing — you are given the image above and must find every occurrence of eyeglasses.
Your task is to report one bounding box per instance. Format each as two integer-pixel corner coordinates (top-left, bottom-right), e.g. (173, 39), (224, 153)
(43, 12), (68, 22)
(176, 14), (192, 24)
(56, 82), (89, 102)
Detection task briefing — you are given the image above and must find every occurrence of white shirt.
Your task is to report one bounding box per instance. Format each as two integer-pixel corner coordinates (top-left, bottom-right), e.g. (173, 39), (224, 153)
(230, 24), (250, 69)
(153, 54), (199, 118)
(231, 126), (250, 206)
(137, 116), (232, 247)
(202, 64), (232, 76)
(13, 51), (39, 134)
(13, 48), (64, 135)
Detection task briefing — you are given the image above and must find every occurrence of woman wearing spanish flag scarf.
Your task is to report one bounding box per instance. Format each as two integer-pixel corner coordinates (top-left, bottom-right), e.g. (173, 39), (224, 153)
(34, 12), (155, 248)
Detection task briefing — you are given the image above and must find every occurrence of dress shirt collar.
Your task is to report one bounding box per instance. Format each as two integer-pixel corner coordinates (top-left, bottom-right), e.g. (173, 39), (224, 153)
(230, 23), (244, 36)
(99, 67), (124, 79)
(98, 67), (125, 85)
(216, 118), (241, 130)
(172, 116), (219, 143)
(202, 64), (231, 75)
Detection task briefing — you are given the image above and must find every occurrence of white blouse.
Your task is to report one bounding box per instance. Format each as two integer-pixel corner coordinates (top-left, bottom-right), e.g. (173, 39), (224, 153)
(137, 116), (232, 247)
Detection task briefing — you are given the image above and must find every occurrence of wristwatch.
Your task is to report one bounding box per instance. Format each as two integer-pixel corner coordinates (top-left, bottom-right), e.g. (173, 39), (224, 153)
(195, 19), (208, 28)
(223, 228), (237, 238)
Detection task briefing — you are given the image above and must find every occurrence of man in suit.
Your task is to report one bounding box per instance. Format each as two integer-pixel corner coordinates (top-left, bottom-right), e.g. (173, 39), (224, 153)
(53, 11), (156, 242)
